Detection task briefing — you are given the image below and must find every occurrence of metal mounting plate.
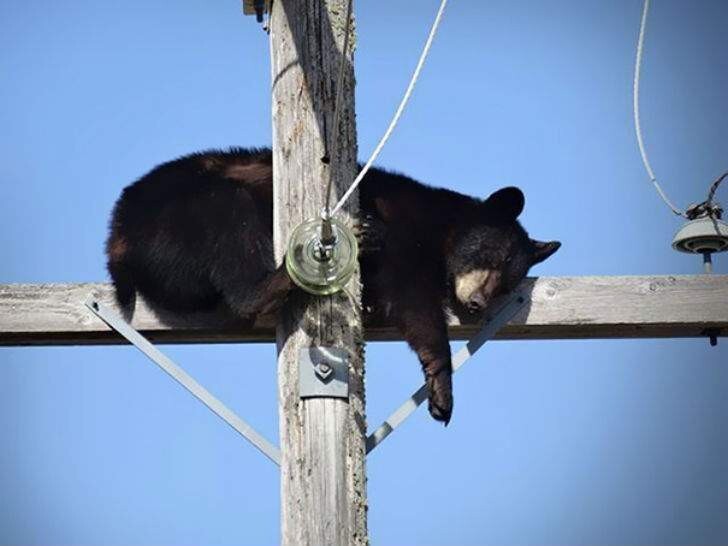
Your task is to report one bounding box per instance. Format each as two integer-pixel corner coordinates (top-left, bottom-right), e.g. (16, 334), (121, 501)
(299, 347), (349, 399)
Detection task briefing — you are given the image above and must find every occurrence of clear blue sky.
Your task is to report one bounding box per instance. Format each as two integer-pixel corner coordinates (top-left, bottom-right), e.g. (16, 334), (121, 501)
(2, 1), (727, 544)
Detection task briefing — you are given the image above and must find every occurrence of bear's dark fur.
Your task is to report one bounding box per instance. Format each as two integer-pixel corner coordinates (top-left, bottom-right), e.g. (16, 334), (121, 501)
(107, 147), (560, 424)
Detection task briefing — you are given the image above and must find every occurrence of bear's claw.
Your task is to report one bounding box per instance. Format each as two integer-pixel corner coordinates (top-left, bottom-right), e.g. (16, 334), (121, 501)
(426, 370), (453, 426)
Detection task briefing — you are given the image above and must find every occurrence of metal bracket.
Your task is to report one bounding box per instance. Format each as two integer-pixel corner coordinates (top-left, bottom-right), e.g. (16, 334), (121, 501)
(365, 291), (530, 454)
(85, 297), (281, 467)
(85, 289), (526, 462)
(299, 347), (349, 399)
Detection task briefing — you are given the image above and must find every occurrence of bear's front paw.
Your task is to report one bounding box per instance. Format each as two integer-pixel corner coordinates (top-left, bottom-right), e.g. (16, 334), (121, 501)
(426, 369), (453, 426)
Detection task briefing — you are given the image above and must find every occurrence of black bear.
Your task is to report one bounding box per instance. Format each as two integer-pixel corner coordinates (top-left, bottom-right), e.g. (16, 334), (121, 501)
(107, 147), (560, 424)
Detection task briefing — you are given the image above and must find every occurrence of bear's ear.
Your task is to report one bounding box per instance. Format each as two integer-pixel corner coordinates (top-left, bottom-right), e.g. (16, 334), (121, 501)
(483, 187), (525, 221)
(530, 239), (561, 265)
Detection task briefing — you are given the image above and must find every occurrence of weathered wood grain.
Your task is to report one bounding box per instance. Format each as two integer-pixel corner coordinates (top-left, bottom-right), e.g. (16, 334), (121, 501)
(1, 275), (726, 346)
(271, 1), (367, 545)
(0, 282), (274, 346)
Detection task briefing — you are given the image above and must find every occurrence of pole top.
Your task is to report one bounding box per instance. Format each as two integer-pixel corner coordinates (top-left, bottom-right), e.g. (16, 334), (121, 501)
(242, 0), (270, 23)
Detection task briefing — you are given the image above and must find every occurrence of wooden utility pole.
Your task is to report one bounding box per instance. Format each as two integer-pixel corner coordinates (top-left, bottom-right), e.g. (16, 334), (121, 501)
(269, 2), (367, 545)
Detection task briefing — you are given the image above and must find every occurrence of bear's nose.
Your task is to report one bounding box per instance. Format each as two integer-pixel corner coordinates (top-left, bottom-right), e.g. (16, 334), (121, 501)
(465, 290), (488, 313)
(466, 293), (487, 313)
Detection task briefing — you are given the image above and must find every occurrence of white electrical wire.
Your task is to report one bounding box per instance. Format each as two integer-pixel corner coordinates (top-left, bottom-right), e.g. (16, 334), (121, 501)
(633, 0), (687, 217)
(329, 0), (449, 216)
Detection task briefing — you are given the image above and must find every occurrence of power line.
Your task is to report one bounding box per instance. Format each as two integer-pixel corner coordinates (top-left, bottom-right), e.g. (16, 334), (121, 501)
(632, 0), (688, 217)
(329, 0), (449, 217)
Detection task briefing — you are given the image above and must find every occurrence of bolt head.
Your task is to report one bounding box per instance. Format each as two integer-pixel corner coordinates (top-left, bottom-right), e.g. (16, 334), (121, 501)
(315, 363), (333, 381)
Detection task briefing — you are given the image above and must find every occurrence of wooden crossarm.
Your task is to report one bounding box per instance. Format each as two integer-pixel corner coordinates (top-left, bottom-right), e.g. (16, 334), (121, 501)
(1, 275), (726, 346)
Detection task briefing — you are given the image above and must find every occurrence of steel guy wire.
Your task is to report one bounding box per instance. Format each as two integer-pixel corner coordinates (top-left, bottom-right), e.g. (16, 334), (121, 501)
(323, 0), (354, 218)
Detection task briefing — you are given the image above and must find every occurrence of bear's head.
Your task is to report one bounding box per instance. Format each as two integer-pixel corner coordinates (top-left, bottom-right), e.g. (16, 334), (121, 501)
(448, 187), (560, 313)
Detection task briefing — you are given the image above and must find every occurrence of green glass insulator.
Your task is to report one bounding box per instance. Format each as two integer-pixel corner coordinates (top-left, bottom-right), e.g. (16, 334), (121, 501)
(286, 217), (358, 295)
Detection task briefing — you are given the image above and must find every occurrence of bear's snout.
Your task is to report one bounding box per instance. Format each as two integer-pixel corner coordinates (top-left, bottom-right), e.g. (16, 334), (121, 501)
(466, 291), (488, 313)
(455, 268), (502, 312)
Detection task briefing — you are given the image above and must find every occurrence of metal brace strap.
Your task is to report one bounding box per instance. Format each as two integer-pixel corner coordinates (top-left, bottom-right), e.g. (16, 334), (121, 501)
(366, 292), (529, 454)
(85, 297), (281, 466)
